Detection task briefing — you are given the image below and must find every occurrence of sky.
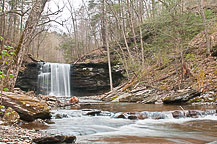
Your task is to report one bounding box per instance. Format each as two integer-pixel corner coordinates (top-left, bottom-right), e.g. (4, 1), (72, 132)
(46, 0), (85, 33)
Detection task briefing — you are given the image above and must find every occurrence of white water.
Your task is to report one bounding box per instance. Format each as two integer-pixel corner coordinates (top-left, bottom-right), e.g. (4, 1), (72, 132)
(46, 108), (217, 143)
(38, 62), (71, 97)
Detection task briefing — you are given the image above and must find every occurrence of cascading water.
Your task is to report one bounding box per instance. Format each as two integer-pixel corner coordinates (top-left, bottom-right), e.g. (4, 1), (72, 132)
(37, 62), (71, 97)
(46, 102), (217, 143)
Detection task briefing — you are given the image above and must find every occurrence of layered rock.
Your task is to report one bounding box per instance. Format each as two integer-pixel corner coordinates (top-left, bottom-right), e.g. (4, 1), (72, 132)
(16, 62), (124, 96)
(70, 63), (124, 96)
(163, 89), (201, 104)
(15, 62), (39, 92)
(2, 91), (51, 122)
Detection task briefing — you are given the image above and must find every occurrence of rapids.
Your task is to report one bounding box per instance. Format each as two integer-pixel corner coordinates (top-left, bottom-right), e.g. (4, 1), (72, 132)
(44, 99), (217, 143)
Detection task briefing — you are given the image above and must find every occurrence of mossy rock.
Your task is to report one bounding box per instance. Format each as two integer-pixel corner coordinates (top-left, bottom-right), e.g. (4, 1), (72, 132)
(3, 107), (20, 124)
(2, 92), (51, 122)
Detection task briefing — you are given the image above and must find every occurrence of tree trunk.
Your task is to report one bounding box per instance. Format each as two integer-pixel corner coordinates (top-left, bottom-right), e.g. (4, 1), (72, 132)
(104, 0), (113, 91)
(151, 0), (156, 18)
(6, 0), (48, 90)
(199, 0), (211, 56)
(126, 0), (138, 59)
(101, 0), (106, 49)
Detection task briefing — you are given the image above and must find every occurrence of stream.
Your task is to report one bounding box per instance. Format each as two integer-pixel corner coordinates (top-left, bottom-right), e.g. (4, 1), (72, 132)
(42, 99), (217, 144)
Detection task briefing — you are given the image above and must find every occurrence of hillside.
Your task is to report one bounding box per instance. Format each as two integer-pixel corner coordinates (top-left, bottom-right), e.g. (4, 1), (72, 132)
(78, 4), (217, 104)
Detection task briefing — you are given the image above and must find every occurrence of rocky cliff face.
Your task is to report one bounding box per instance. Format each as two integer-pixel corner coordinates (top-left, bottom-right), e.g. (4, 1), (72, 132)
(15, 62), (39, 92)
(71, 63), (124, 96)
(15, 62), (124, 96)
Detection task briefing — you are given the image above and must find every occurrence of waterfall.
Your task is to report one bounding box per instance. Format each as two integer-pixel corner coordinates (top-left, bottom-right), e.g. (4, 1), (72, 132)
(38, 62), (71, 97)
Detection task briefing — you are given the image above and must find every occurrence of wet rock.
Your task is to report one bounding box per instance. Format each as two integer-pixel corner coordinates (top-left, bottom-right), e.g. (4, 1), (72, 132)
(44, 119), (55, 124)
(163, 89), (201, 104)
(3, 107), (20, 124)
(55, 114), (61, 119)
(128, 115), (137, 120)
(115, 112), (138, 120)
(115, 113), (127, 119)
(186, 110), (202, 118)
(204, 110), (216, 115)
(85, 110), (101, 116)
(32, 135), (76, 144)
(55, 113), (68, 119)
(2, 92), (51, 122)
(172, 111), (184, 119)
(137, 113), (148, 120)
(151, 113), (165, 120)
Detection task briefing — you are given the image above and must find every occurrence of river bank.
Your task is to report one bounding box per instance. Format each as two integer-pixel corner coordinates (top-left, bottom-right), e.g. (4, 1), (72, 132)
(0, 124), (47, 144)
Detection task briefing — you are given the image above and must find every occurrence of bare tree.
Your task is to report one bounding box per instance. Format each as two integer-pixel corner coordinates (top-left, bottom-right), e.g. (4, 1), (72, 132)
(6, 0), (49, 90)
(104, 0), (113, 91)
(199, 0), (211, 56)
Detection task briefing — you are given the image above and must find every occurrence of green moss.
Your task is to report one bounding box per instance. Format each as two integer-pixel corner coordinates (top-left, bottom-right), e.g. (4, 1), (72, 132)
(112, 96), (119, 100)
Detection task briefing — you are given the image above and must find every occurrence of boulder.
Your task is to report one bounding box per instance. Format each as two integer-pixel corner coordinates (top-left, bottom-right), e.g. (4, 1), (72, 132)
(3, 107), (20, 124)
(2, 92), (51, 122)
(69, 96), (79, 103)
(114, 112), (138, 120)
(172, 111), (184, 119)
(137, 113), (148, 120)
(128, 115), (137, 120)
(55, 113), (68, 119)
(85, 110), (102, 116)
(163, 89), (201, 104)
(32, 135), (76, 144)
(186, 110), (202, 118)
(115, 113), (127, 119)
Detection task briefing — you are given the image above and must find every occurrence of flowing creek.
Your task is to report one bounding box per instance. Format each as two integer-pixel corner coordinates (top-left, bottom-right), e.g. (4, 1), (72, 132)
(36, 62), (217, 143)
(42, 99), (217, 144)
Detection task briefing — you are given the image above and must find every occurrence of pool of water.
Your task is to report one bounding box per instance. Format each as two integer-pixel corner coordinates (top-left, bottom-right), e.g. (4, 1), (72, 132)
(44, 99), (217, 143)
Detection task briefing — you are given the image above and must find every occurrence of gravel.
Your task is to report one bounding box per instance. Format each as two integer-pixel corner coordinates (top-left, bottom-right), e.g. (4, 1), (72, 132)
(0, 124), (49, 144)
